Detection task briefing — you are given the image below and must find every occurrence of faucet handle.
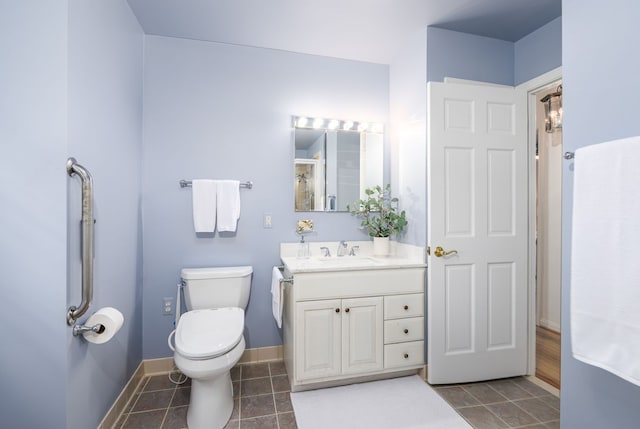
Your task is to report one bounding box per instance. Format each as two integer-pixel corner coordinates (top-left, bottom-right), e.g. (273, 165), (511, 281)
(320, 246), (331, 257)
(349, 245), (360, 256)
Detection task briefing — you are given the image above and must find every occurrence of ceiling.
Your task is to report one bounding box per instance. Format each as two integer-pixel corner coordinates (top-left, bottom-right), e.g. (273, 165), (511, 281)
(127, 0), (561, 64)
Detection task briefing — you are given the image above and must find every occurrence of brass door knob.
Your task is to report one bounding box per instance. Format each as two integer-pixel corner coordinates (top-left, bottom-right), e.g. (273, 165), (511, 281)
(404, 305), (409, 310)
(403, 353), (409, 359)
(335, 308), (340, 313)
(434, 246), (458, 257)
(404, 329), (409, 334)
(345, 308), (350, 313)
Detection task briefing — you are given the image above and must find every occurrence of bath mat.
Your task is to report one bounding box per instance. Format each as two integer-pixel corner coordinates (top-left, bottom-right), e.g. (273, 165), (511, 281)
(290, 375), (472, 429)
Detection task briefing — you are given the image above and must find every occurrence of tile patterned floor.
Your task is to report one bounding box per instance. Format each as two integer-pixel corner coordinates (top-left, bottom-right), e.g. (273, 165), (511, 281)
(115, 361), (296, 429)
(433, 377), (560, 429)
(114, 362), (559, 429)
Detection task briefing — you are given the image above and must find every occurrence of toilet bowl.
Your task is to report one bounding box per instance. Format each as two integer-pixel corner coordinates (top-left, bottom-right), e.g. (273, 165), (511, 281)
(170, 266), (252, 429)
(173, 307), (245, 429)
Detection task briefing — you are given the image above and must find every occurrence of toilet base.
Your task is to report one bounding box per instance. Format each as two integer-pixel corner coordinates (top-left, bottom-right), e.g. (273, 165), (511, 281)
(187, 372), (234, 429)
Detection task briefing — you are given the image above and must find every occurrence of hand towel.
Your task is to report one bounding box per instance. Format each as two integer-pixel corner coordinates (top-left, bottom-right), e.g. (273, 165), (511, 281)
(571, 136), (640, 386)
(271, 266), (284, 329)
(217, 180), (241, 232)
(191, 179), (217, 233)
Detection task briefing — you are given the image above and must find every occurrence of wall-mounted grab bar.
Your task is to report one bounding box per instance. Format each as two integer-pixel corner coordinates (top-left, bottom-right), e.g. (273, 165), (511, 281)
(66, 157), (94, 326)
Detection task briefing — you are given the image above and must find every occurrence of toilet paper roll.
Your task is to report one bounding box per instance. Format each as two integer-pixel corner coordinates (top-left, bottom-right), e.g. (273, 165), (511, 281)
(83, 307), (124, 344)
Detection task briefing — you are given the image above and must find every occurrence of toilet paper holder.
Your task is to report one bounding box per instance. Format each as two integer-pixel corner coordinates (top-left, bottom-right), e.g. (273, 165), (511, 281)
(72, 323), (105, 337)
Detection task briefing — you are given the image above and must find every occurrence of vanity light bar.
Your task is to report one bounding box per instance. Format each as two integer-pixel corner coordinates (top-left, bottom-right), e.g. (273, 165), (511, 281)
(292, 116), (384, 134)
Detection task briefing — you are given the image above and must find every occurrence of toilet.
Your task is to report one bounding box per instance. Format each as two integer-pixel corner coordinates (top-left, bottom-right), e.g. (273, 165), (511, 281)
(171, 266), (252, 429)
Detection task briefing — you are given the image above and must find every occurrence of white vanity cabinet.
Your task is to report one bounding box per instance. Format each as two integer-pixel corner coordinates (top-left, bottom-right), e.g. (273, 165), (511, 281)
(295, 296), (383, 381)
(282, 264), (426, 392)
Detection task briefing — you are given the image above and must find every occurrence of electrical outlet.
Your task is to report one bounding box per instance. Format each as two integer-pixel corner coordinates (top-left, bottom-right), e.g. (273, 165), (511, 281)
(163, 297), (173, 315)
(264, 213), (273, 228)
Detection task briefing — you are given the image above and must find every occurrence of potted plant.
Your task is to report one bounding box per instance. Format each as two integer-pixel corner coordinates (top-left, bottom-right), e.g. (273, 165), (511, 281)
(347, 184), (408, 255)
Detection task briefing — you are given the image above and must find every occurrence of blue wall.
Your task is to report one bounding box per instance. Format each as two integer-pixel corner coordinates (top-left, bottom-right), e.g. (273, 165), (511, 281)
(514, 17), (562, 85)
(562, 1), (640, 427)
(66, 1), (144, 428)
(390, 29), (428, 247)
(142, 36), (389, 358)
(426, 21), (562, 87)
(0, 2), (69, 427)
(426, 27), (514, 85)
(0, 1), (143, 427)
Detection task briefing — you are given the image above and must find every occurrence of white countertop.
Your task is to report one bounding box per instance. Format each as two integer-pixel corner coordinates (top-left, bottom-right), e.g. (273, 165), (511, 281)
(280, 241), (427, 273)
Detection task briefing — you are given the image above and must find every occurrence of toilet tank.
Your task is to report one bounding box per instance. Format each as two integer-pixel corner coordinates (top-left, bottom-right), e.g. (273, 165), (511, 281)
(181, 266), (252, 311)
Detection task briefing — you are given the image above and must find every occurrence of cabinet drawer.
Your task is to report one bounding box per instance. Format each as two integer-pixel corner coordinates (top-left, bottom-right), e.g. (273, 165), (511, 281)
(384, 341), (424, 369)
(294, 268), (425, 301)
(384, 294), (424, 319)
(384, 317), (424, 344)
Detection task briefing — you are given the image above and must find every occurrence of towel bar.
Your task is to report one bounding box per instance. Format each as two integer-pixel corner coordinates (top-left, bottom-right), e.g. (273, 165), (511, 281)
(180, 179), (253, 189)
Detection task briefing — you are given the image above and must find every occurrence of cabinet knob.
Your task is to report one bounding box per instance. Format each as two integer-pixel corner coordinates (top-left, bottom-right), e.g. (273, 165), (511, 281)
(335, 308), (340, 313)
(345, 308), (350, 313)
(404, 305), (409, 310)
(403, 353), (409, 359)
(404, 329), (409, 334)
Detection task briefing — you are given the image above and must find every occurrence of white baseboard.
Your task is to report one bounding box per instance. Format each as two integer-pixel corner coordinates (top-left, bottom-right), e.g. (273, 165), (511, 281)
(98, 345), (284, 428)
(539, 319), (561, 333)
(97, 361), (145, 429)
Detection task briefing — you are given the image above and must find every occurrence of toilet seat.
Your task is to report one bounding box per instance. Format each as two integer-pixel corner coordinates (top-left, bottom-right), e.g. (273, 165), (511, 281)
(175, 307), (244, 360)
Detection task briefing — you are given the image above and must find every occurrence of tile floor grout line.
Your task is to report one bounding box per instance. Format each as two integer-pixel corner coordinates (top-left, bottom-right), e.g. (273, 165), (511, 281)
(157, 386), (178, 429)
(514, 396), (558, 420)
(506, 398), (549, 427)
(269, 364), (281, 429)
(482, 402), (524, 429)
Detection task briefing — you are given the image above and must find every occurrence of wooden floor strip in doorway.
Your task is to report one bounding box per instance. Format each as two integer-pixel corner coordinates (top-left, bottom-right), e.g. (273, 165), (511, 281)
(536, 326), (561, 389)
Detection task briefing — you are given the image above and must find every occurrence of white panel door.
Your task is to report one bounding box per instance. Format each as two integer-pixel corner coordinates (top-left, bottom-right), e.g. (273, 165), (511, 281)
(296, 299), (342, 381)
(341, 297), (384, 375)
(427, 81), (528, 384)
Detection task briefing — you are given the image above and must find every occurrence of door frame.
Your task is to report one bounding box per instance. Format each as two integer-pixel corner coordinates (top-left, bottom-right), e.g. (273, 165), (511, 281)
(516, 66), (562, 376)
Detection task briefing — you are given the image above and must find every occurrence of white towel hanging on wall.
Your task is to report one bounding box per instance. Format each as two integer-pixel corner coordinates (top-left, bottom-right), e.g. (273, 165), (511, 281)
(271, 266), (284, 328)
(571, 136), (640, 386)
(217, 180), (241, 232)
(191, 179), (217, 233)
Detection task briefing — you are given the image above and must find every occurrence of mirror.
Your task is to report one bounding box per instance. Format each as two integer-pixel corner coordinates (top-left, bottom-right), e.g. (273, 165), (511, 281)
(293, 117), (383, 212)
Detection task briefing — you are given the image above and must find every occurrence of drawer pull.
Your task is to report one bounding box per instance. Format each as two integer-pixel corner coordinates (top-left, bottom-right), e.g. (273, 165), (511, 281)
(403, 353), (409, 359)
(345, 308), (350, 313)
(404, 329), (409, 334)
(404, 305), (409, 310)
(335, 308), (340, 313)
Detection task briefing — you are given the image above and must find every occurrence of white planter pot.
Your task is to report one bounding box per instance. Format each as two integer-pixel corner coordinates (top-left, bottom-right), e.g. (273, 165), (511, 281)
(373, 236), (390, 256)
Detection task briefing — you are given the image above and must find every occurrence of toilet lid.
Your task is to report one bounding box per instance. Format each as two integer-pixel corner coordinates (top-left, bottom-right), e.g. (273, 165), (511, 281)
(175, 307), (244, 359)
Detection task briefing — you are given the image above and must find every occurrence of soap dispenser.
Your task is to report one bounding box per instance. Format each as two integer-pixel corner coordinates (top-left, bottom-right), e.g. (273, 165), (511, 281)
(295, 219), (313, 259)
(297, 234), (310, 259)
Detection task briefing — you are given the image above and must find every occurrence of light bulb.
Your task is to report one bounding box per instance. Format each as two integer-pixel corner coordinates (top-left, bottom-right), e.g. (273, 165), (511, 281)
(312, 118), (324, 129)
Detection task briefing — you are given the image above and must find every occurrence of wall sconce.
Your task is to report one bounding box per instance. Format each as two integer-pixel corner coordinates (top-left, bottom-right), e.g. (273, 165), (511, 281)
(540, 85), (562, 133)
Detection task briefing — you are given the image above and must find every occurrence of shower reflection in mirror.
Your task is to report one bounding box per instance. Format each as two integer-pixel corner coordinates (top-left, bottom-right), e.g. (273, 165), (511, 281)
(293, 116), (383, 212)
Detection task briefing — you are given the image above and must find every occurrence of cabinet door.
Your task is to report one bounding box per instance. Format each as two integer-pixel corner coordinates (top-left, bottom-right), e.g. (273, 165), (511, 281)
(342, 296), (384, 375)
(295, 300), (342, 381)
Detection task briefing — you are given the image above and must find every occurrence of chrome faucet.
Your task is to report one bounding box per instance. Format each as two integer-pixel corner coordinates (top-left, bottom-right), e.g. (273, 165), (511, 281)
(337, 241), (348, 257)
(349, 245), (360, 256)
(320, 246), (331, 257)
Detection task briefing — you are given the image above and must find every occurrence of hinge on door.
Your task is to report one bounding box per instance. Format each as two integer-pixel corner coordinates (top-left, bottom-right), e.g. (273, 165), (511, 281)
(426, 246), (430, 256)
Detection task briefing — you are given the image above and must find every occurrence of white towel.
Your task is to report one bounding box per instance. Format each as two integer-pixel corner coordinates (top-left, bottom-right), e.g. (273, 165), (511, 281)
(271, 266), (284, 329)
(191, 179), (217, 233)
(216, 180), (241, 232)
(571, 136), (640, 386)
